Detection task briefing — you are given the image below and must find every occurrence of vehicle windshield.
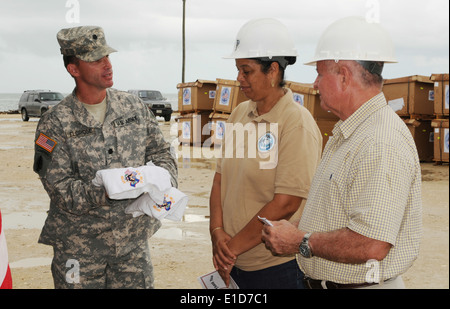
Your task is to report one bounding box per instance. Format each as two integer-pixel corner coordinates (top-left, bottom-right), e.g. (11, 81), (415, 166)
(138, 91), (164, 100)
(40, 92), (64, 101)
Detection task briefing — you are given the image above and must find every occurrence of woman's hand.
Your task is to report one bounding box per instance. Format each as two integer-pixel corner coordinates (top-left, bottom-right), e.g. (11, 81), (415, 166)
(211, 228), (236, 286)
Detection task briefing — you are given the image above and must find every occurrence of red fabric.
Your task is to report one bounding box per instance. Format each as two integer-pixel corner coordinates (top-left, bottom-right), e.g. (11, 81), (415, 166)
(1, 210), (13, 289)
(0, 265), (12, 289)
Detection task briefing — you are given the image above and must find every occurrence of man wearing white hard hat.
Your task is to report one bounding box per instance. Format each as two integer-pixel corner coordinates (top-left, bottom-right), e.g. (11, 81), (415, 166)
(262, 16), (422, 289)
(210, 18), (322, 288)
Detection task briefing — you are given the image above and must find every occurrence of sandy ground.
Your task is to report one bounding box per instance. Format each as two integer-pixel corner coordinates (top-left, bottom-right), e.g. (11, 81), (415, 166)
(0, 113), (448, 289)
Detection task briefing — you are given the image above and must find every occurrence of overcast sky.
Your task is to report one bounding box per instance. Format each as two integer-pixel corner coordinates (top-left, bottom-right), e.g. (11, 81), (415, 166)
(0, 0), (448, 94)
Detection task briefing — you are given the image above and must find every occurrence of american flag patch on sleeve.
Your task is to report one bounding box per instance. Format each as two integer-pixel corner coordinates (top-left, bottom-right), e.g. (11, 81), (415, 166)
(36, 133), (57, 153)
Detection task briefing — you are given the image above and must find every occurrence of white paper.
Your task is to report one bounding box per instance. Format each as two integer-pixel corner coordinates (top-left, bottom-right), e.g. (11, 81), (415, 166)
(198, 270), (239, 289)
(445, 85), (449, 109)
(258, 215), (273, 226)
(444, 128), (449, 154)
(388, 98), (404, 112)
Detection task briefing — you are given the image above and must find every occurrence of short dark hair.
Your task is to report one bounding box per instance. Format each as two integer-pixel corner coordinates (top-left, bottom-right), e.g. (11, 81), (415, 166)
(63, 55), (79, 69)
(252, 57), (295, 88)
(356, 61), (384, 86)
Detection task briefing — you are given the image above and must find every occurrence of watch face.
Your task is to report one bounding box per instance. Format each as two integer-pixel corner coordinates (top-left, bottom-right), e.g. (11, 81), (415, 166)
(300, 244), (310, 258)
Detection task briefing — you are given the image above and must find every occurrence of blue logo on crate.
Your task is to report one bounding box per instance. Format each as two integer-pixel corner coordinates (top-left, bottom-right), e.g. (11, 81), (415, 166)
(183, 88), (191, 105)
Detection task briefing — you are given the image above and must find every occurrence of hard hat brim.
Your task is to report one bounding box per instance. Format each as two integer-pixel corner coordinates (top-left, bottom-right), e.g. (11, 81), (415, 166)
(304, 57), (398, 66)
(304, 16), (398, 66)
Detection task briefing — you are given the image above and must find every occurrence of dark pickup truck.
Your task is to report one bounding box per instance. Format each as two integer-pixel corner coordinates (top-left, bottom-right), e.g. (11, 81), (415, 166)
(128, 90), (172, 121)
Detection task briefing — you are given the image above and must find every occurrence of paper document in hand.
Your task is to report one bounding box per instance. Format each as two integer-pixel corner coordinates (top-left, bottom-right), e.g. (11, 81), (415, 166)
(198, 270), (239, 289)
(258, 215), (273, 226)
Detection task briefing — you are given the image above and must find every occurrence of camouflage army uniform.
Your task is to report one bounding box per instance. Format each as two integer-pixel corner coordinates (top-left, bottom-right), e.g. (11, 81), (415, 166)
(34, 87), (177, 288)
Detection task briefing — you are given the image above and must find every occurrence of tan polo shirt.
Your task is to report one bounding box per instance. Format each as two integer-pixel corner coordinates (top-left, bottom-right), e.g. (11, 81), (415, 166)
(216, 89), (322, 271)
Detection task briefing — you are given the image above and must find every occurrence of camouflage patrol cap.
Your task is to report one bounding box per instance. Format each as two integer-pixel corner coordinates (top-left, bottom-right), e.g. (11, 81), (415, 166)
(57, 26), (117, 62)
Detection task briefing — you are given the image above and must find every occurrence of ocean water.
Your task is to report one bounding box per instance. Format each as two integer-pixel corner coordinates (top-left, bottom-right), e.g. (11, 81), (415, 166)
(0, 92), (179, 112)
(0, 93), (22, 112)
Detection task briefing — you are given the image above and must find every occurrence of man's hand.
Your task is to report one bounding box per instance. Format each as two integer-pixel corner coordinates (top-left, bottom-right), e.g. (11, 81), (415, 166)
(261, 220), (304, 256)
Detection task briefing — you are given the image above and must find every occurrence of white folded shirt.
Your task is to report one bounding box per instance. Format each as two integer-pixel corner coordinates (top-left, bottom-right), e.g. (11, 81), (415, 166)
(125, 187), (188, 221)
(92, 162), (188, 221)
(92, 162), (172, 203)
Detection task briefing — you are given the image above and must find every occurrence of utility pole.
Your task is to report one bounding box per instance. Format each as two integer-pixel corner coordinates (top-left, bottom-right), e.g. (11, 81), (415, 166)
(182, 0), (186, 83)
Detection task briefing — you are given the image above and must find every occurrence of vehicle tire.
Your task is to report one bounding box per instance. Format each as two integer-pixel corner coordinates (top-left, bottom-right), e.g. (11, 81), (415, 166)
(164, 114), (171, 122)
(21, 108), (29, 122)
(41, 108), (48, 116)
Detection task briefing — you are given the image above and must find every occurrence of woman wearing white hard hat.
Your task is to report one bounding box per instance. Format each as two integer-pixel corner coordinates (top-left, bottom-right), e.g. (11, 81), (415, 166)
(262, 16), (422, 289)
(209, 18), (322, 288)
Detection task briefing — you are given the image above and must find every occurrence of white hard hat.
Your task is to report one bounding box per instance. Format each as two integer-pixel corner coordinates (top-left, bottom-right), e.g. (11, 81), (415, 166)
(305, 16), (397, 66)
(224, 18), (298, 62)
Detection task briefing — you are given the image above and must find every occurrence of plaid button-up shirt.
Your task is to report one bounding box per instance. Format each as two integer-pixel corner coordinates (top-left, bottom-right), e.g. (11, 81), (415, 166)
(298, 93), (423, 284)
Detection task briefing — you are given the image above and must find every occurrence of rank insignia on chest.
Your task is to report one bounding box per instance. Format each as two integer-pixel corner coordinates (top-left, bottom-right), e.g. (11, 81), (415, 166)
(36, 133), (57, 153)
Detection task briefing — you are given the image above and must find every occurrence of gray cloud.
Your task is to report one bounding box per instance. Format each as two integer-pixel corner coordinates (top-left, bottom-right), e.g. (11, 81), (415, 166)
(0, 0), (448, 93)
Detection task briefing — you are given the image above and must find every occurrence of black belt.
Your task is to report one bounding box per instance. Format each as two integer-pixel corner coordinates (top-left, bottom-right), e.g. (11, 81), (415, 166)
(303, 277), (379, 289)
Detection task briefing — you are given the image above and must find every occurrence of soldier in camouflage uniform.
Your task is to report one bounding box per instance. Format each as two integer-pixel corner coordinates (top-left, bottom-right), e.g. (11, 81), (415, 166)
(33, 26), (177, 288)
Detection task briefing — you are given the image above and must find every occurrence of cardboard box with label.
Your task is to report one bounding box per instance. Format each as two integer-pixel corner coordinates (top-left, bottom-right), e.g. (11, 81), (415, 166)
(286, 81), (339, 121)
(430, 73), (449, 116)
(404, 119), (434, 162)
(383, 75), (434, 116)
(431, 119), (449, 162)
(176, 112), (211, 146)
(213, 79), (247, 113)
(177, 80), (217, 113)
(209, 112), (230, 147)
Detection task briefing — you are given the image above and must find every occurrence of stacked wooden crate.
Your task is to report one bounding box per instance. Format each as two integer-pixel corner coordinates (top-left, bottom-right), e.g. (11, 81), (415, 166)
(176, 80), (217, 146)
(430, 74), (449, 164)
(209, 79), (248, 147)
(176, 79), (247, 147)
(175, 74), (449, 161)
(383, 75), (441, 162)
(285, 81), (339, 151)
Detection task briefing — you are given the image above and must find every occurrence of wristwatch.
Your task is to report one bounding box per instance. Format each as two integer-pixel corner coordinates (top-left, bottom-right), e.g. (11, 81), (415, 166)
(299, 232), (313, 258)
